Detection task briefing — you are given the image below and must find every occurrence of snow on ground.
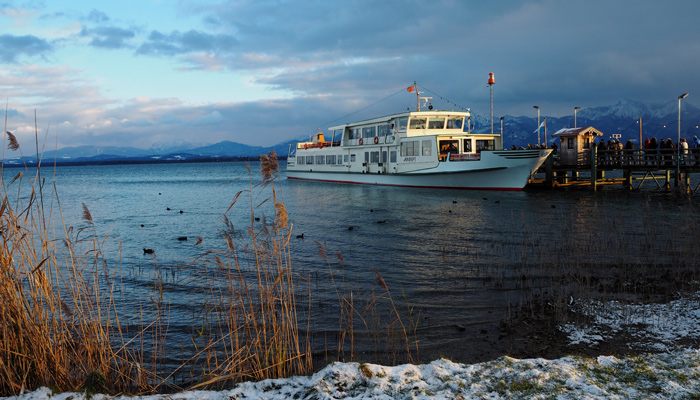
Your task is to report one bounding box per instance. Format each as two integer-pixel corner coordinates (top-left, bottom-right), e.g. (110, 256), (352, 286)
(9, 351), (700, 400)
(6, 294), (700, 399)
(560, 292), (700, 351)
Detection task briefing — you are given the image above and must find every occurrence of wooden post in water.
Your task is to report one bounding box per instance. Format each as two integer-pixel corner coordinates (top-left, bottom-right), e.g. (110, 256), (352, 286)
(545, 153), (554, 187)
(590, 146), (597, 190)
(664, 170), (671, 189)
(624, 169), (632, 190)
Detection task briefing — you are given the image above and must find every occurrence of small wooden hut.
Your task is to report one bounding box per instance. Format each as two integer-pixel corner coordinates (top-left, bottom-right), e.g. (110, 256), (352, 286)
(552, 126), (605, 166)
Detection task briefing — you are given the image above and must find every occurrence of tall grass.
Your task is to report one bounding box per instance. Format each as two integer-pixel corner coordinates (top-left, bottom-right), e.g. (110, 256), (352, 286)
(0, 133), (413, 395)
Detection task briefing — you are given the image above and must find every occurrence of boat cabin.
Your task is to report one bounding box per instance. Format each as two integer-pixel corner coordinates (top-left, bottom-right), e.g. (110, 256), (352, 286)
(289, 110), (503, 175)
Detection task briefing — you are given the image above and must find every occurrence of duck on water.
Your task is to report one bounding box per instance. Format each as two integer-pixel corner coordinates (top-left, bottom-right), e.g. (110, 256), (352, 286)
(286, 83), (551, 191)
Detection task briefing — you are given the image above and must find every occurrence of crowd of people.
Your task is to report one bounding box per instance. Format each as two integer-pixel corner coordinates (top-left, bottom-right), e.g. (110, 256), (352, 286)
(508, 135), (700, 168)
(596, 136), (700, 167)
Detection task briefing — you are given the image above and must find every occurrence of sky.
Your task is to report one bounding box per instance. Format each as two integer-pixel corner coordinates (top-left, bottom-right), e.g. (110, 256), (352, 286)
(1, 0), (699, 151)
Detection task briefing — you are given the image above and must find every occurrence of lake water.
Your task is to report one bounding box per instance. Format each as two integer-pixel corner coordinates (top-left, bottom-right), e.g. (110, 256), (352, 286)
(3, 160), (697, 368)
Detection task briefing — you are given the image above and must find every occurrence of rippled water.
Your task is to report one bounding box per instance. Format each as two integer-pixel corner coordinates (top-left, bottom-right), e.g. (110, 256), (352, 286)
(4, 161), (698, 366)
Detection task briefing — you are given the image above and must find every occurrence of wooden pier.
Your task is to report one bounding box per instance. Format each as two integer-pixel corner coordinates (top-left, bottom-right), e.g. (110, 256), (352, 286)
(530, 148), (700, 193)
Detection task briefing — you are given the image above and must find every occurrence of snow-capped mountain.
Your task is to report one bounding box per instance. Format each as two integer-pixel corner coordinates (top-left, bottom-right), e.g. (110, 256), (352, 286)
(488, 99), (699, 148)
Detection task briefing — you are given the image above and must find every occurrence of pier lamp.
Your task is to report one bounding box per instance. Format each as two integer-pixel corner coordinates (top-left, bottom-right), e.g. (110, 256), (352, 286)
(677, 93), (689, 186)
(574, 107), (581, 128)
(533, 106), (540, 145)
(500, 117), (505, 149)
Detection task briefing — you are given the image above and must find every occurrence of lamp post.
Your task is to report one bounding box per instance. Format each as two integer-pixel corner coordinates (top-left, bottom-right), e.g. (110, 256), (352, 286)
(574, 106), (581, 128)
(678, 93), (689, 186)
(500, 116), (504, 149)
(533, 105), (540, 146)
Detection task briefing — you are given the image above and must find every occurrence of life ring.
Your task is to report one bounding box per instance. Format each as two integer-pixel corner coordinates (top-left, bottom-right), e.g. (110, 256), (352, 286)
(359, 138), (363, 145)
(374, 137), (379, 144)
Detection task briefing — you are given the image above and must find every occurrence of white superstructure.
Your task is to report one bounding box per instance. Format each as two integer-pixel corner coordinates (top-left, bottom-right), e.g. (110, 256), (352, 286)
(286, 91), (551, 191)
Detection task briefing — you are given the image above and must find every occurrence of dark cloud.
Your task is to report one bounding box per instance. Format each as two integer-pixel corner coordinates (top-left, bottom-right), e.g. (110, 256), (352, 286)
(135, 29), (238, 56)
(81, 26), (135, 49)
(87, 9), (109, 23)
(0, 34), (52, 63)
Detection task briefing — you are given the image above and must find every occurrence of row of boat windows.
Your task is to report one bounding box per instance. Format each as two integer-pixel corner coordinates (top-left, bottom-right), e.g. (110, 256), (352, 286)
(297, 140), (432, 165)
(345, 116), (465, 139)
(296, 151), (400, 165)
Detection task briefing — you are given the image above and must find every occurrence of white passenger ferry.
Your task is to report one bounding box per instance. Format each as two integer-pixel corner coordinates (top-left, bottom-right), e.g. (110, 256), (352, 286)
(286, 89), (551, 190)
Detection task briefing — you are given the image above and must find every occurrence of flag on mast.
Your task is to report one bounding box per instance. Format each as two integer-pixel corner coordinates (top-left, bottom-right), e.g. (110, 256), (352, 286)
(407, 85), (415, 92)
(533, 119), (545, 133)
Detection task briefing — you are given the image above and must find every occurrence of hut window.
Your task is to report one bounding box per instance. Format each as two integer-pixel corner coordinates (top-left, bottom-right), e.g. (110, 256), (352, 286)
(583, 138), (591, 149)
(567, 138), (574, 149)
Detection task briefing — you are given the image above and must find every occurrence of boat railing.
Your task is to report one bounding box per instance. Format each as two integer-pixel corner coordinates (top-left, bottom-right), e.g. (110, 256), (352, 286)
(298, 141), (342, 150)
(440, 153), (481, 162)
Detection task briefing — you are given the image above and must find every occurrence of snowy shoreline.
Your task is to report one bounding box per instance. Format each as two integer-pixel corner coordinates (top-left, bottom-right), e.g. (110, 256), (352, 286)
(8, 350), (700, 399)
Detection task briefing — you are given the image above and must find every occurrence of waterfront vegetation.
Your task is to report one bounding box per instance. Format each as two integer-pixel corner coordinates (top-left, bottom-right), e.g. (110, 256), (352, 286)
(2, 129), (700, 397)
(0, 138), (416, 395)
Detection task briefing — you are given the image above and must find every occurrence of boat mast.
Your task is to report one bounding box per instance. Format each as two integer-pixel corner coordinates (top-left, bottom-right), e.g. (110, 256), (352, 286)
(413, 81), (419, 111)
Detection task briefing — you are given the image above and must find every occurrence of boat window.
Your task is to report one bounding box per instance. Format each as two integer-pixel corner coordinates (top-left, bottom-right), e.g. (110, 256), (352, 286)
(297, 156), (305, 165)
(326, 155), (336, 164)
(306, 156), (314, 164)
(447, 117), (464, 129)
(370, 151), (380, 163)
(397, 117), (408, 132)
(476, 140), (494, 152)
(409, 118), (426, 130)
(316, 155), (325, 164)
(428, 118), (445, 129)
(439, 140), (459, 154)
(344, 154), (349, 163)
(422, 140), (432, 156)
(401, 141), (419, 156)
(382, 151), (387, 163)
(390, 151), (397, 163)
(377, 124), (391, 137)
(362, 126), (376, 138)
(349, 128), (361, 140)
(364, 152), (369, 162)
(338, 155), (343, 165)
(463, 139), (472, 153)
(350, 154), (356, 162)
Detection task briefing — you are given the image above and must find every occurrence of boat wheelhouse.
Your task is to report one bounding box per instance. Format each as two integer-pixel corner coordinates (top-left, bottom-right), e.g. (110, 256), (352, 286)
(286, 90), (551, 190)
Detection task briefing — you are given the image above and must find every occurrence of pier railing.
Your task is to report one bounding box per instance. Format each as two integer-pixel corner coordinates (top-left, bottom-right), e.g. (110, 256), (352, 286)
(592, 149), (700, 169)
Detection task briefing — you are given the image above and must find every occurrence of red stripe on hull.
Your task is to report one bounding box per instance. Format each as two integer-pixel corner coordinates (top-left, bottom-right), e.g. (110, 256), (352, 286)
(286, 176), (523, 191)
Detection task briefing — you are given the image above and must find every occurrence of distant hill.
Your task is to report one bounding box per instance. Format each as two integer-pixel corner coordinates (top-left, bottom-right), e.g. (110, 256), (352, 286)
(5, 99), (698, 165)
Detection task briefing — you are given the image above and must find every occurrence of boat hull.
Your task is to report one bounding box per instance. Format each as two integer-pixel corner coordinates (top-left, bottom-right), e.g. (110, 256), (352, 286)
(286, 149), (551, 191)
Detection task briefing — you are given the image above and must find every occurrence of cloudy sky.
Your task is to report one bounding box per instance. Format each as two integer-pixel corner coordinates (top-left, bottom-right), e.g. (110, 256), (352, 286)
(1, 0), (698, 150)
